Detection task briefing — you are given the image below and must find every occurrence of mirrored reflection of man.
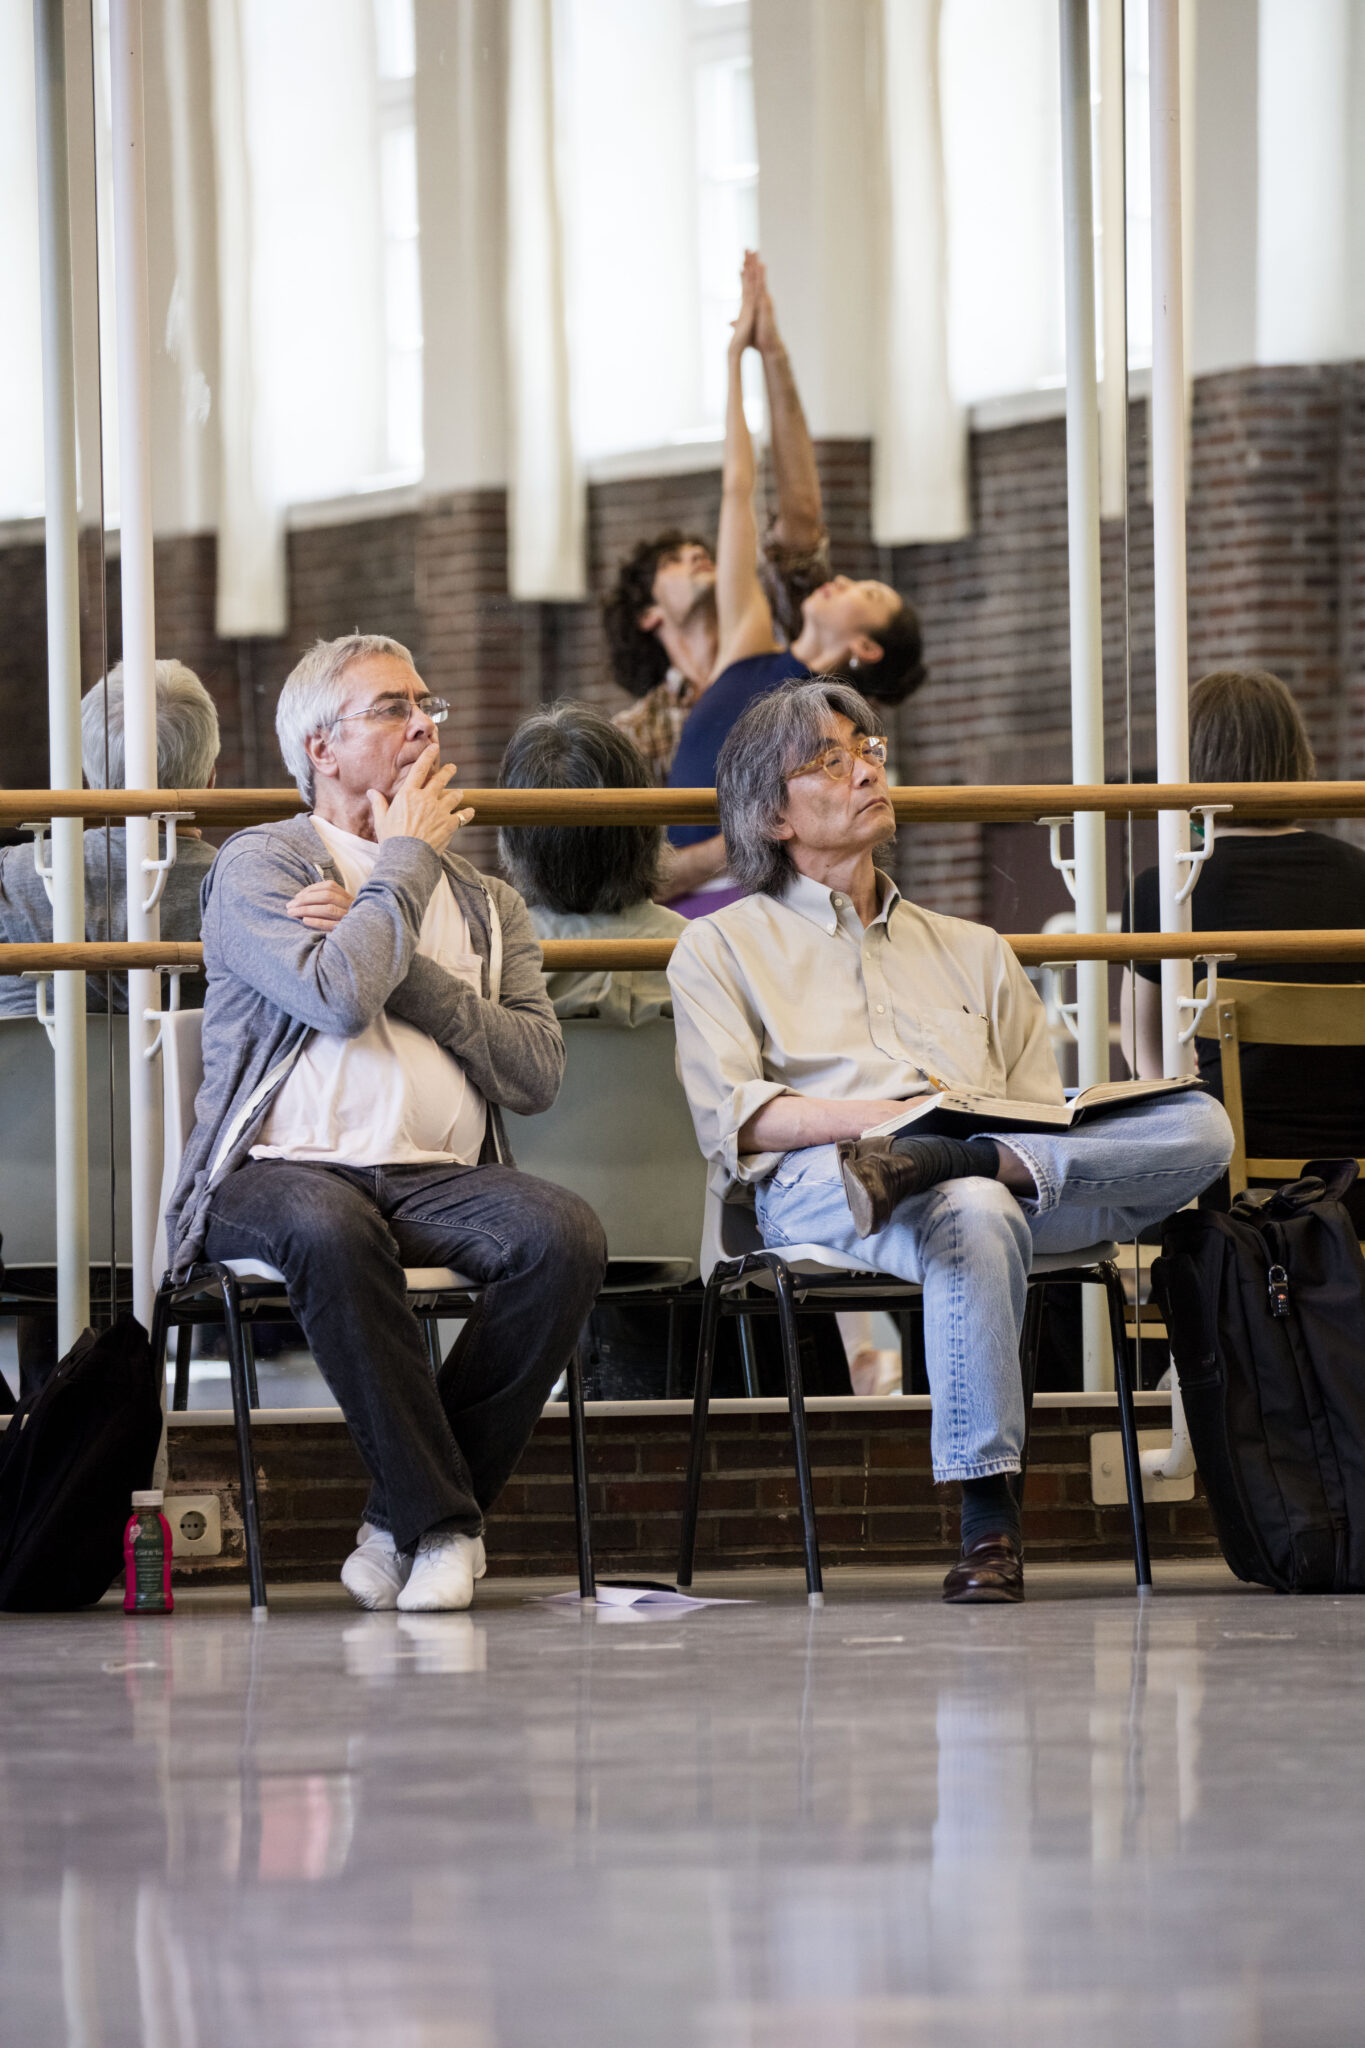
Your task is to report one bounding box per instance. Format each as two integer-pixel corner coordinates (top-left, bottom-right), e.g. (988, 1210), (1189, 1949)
(668, 679), (1232, 1605)
(164, 633), (606, 1613)
(0, 659), (220, 1015)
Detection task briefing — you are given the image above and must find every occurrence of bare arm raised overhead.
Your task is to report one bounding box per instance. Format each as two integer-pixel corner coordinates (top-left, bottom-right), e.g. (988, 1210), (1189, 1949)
(753, 259), (824, 558)
(711, 252), (780, 680)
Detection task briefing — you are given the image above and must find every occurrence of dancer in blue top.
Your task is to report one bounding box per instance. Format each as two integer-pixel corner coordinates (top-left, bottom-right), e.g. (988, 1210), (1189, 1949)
(664, 252), (924, 915)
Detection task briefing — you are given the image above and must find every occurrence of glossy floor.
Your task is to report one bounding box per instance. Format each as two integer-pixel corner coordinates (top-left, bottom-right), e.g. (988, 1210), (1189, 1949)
(1, 1562), (1362, 2047)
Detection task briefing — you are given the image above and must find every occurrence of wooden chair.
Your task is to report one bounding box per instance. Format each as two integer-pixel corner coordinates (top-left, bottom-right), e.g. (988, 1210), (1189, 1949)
(1193, 977), (1365, 1197)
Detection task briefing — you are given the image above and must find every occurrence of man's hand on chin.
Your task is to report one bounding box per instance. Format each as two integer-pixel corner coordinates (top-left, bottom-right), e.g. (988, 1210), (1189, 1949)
(369, 742), (475, 852)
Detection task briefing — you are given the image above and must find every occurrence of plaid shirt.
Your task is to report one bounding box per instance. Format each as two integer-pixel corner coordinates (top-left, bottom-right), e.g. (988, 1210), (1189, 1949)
(612, 670), (701, 783)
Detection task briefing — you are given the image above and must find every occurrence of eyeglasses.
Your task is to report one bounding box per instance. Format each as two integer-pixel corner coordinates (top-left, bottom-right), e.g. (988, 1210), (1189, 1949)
(332, 694), (449, 731)
(788, 735), (889, 783)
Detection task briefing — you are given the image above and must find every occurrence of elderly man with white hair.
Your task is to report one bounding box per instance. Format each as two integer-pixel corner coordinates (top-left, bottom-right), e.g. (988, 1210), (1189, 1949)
(0, 658), (220, 1015)
(163, 632), (606, 1612)
(667, 678), (1233, 1606)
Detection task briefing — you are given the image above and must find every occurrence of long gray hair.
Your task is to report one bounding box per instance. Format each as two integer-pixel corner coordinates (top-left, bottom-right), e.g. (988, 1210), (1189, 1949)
(716, 678), (888, 897)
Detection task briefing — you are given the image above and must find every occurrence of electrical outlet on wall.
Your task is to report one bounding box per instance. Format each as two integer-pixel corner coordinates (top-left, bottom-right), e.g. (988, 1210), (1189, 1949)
(165, 1494), (223, 1557)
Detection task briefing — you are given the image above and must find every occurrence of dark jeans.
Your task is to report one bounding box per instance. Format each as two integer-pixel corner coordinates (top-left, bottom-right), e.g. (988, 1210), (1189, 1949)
(203, 1159), (607, 1550)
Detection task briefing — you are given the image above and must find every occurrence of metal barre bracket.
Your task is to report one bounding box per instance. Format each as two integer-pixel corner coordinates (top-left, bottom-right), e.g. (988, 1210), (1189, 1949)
(143, 964), (189, 1060)
(1176, 953), (1238, 1045)
(1037, 816), (1078, 903)
(141, 811), (195, 914)
(19, 821), (55, 908)
(21, 971), (57, 1050)
(1173, 804), (1234, 905)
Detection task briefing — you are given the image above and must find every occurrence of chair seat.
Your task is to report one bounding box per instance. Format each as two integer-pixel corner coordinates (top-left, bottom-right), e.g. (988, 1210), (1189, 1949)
(213, 1258), (478, 1293)
(719, 1239), (1121, 1294)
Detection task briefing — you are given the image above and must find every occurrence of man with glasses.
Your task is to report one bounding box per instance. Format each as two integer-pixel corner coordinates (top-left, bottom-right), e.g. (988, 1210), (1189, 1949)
(163, 633), (606, 1612)
(667, 679), (1232, 1605)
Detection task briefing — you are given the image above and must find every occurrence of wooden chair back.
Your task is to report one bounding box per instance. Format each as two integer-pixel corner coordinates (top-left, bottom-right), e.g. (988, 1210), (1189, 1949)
(1193, 977), (1365, 1195)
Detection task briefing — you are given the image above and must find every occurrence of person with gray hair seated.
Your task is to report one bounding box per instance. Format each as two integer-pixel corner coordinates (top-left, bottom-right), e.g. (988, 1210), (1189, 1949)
(0, 658), (220, 1015)
(163, 632), (606, 1612)
(498, 703), (685, 1025)
(667, 678), (1233, 1605)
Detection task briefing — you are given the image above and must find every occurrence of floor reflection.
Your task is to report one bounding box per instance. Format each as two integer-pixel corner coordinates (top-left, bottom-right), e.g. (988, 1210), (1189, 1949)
(2, 1567), (1363, 2046)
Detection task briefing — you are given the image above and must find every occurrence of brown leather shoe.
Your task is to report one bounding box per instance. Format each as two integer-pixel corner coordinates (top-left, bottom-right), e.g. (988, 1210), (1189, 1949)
(941, 1532), (1025, 1604)
(837, 1139), (928, 1238)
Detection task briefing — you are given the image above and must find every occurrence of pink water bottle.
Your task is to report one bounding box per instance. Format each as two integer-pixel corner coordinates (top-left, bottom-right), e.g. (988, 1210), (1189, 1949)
(123, 1490), (174, 1614)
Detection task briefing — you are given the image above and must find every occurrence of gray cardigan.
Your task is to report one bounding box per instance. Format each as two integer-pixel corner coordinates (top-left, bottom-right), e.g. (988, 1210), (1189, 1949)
(165, 814), (563, 1280)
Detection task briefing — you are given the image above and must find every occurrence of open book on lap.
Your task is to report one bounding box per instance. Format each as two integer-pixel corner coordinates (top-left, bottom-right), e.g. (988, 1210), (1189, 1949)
(860, 1075), (1201, 1141)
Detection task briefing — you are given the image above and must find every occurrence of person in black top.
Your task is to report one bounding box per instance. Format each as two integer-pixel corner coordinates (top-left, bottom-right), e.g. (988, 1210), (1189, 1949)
(1123, 667), (1365, 1168)
(663, 251), (924, 914)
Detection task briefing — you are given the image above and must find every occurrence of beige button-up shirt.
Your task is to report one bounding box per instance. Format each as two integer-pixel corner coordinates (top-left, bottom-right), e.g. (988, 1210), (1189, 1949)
(667, 867), (1065, 1196)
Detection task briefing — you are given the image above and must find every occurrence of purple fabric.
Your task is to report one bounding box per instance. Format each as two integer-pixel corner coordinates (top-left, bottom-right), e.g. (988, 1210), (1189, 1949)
(666, 885), (747, 921)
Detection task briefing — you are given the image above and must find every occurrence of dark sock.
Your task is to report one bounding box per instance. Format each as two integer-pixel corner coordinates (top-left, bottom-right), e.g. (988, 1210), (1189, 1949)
(888, 1133), (1000, 1185)
(959, 1472), (1022, 1551)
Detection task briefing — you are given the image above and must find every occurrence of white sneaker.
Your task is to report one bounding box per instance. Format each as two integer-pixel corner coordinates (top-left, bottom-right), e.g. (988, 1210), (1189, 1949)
(340, 1523), (411, 1611)
(396, 1530), (487, 1612)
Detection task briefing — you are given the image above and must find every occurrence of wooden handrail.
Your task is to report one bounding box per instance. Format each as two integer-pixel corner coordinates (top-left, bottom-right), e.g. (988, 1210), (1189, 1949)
(4, 779), (1365, 828)
(6, 930), (1365, 977)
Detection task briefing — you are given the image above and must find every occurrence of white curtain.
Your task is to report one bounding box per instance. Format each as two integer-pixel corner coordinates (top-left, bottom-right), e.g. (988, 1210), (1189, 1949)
(505, 0), (585, 600)
(1257, 0), (1365, 364)
(207, 0), (285, 636)
(209, 0), (390, 636)
(0, 0), (45, 521)
(872, 0), (969, 547)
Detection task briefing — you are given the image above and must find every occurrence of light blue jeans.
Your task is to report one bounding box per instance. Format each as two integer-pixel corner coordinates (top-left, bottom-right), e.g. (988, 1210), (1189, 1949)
(754, 1091), (1233, 1482)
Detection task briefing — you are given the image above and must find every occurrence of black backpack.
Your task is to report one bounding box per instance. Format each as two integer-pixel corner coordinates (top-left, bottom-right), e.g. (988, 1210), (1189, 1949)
(0, 1313), (162, 1611)
(1151, 1165), (1365, 1593)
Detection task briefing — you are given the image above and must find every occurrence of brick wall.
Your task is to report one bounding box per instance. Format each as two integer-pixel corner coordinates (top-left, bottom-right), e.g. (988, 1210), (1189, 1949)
(166, 1396), (1217, 1588)
(4, 362), (1362, 918)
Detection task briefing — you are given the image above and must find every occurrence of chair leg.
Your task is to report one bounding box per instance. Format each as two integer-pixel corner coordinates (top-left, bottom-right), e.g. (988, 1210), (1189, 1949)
(242, 1323), (261, 1410)
(149, 1282), (173, 1406)
(172, 1324), (193, 1412)
(737, 1314), (762, 1398)
(422, 1316), (442, 1377)
(1099, 1261), (1153, 1591)
(771, 1262), (824, 1604)
(566, 1342), (596, 1600)
(676, 1274), (723, 1588)
(1016, 1283), (1047, 1501)
(220, 1276), (268, 1613)
(665, 1300), (683, 1398)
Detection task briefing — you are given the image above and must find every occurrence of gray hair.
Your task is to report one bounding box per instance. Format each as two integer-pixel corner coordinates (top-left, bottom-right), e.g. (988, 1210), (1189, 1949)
(81, 659), (220, 790)
(716, 677), (887, 897)
(276, 633), (417, 804)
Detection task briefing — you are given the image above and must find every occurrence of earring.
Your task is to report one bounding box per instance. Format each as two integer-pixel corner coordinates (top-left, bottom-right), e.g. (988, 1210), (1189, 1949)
(848, 656), (860, 671)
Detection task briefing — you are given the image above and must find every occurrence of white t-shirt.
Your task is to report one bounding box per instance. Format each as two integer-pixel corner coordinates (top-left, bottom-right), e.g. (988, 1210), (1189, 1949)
(251, 817), (488, 1168)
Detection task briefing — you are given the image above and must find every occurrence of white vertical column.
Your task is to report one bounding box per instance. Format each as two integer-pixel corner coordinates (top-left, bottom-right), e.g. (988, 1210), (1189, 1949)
(504, 0), (584, 600)
(34, 0), (90, 1350)
(1059, 0), (1112, 1390)
(109, 0), (162, 1332)
(1097, 0), (1127, 520)
(1149, 0), (1193, 1079)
